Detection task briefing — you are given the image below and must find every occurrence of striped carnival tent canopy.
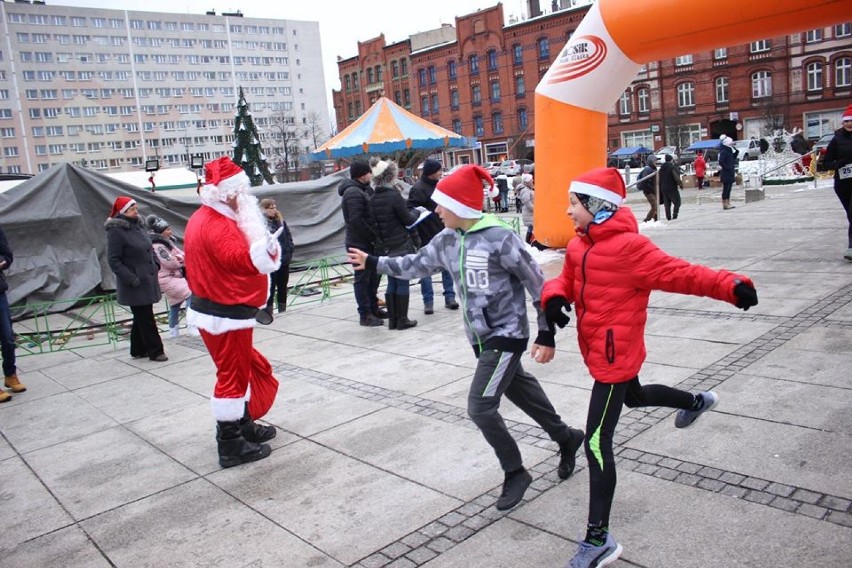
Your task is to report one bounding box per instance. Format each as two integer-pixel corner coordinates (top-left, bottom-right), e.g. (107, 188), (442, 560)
(311, 96), (473, 159)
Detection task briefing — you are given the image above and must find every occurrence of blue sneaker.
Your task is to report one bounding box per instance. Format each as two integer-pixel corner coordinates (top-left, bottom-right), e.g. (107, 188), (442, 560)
(675, 391), (719, 429)
(567, 533), (623, 568)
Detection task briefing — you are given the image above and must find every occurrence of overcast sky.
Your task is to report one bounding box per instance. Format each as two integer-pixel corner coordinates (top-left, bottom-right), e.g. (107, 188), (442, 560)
(51, 0), (533, 92)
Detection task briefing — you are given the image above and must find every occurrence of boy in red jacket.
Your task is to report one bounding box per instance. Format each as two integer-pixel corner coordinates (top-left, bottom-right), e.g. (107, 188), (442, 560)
(541, 167), (758, 568)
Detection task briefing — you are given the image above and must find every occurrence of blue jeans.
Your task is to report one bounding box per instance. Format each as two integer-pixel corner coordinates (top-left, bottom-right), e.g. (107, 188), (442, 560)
(167, 296), (191, 328)
(386, 276), (410, 296)
(420, 271), (455, 305)
(0, 293), (16, 377)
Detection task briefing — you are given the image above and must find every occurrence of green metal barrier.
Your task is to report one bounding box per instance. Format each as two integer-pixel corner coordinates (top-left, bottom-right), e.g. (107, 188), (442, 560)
(286, 254), (354, 307)
(13, 294), (119, 356)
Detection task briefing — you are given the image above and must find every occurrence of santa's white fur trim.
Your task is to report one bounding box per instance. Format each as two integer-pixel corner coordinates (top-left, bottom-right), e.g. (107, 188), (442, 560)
(211, 395), (247, 422)
(570, 181), (624, 207)
(432, 188), (483, 219)
(187, 307), (257, 335)
(250, 238), (281, 274)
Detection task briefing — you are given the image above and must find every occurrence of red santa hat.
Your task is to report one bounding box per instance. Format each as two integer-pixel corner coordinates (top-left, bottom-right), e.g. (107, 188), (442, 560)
(433, 165), (494, 219)
(569, 167), (626, 207)
(109, 196), (136, 218)
(843, 104), (852, 122)
(201, 156), (250, 202)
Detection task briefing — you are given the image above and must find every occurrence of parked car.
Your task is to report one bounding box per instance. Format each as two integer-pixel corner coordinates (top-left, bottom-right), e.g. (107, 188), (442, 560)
(654, 146), (678, 164)
(484, 161), (502, 176)
(733, 139), (763, 161)
(813, 132), (835, 171)
(499, 159), (534, 176)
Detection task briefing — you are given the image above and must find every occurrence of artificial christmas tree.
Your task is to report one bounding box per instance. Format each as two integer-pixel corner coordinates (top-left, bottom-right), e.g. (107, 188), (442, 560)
(232, 86), (275, 186)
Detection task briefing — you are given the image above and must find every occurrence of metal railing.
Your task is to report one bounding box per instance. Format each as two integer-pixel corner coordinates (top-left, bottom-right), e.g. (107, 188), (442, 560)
(13, 294), (119, 356)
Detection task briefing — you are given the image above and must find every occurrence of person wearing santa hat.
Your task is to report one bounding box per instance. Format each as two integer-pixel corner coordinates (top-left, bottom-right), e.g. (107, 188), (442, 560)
(105, 196), (168, 362)
(348, 164), (584, 512)
(184, 157), (283, 468)
(823, 103), (852, 261)
(540, 167), (758, 568)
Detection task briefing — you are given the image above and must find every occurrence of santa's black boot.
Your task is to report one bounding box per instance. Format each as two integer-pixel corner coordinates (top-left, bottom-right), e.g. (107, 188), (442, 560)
(239, 403), (277, 443)
(217, 421), (271, 468)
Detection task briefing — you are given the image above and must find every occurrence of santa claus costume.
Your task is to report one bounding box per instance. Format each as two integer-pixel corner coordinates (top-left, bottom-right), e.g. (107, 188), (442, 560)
(184, 156), (282, 468)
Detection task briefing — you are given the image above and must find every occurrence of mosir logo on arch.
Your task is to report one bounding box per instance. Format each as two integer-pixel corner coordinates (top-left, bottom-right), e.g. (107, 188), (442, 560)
(547, 35), (608, 84)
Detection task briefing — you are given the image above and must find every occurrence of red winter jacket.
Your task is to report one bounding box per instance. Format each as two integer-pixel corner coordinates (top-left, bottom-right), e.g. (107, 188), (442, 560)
(541, 207), (752, 384)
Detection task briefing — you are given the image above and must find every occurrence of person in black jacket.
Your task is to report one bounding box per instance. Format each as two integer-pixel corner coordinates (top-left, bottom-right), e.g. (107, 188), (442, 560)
(658, 154), (683, 221)
(105, 196), (167, 362)
(339, 160), (385, 326)
(260, 198), (295, 314)
(408, 159), (459, 314)
(636, 155), (658, 222)
(370, 160), (420, 330)
(718, 135), (738, 210)
(824, 104), (852, 261)
(0, 225), (26, 402)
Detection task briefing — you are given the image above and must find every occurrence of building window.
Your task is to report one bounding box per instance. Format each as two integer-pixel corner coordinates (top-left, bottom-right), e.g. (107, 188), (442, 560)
(352, 73), (359, 89)
(418, 69), (426, 87)
(516, 76), (525, 97)
(805, 29), (823, 43)
(431, 94), (439, 114)
(367, 68), (374, 84)
(487, 49), (498, 71)
(513, 44), (523, 66)
(400, 59), (408, 76)
(637, 88), (649, 113)
(835, 57), (851, 87)
(752, 70), (772, 98)
(472, 85), (481, 105)
(344, 75), (351, 92)
(376, 65), (383, 82)
(428, 65), (436, 84)
(713, 47), (728, 60)
(675, 55), (693, 66)
(421, 96), (430, 115)
(403, 89), (410, 106)
(806, 62), (823, 91)
(490, 81), (501, 102)
(715, 76), (729, 103)
(469, 54), (479, 74)
(835, 23), (851, 38)
(618, 90), (631, 115)
(450, 89), (459, 110)
(517, 108), (528, 130)
(538, 37), (550, 60)
(492, 112), (503, 134)
(452, 119), (462, 134)
(677, 82), (695, 108)
(448, 60), (457, 80)
(391, 60), (399, 78)
(474, 115), (484, 137)
(750, 40), (770, 53)
(394, 91), (401, 105)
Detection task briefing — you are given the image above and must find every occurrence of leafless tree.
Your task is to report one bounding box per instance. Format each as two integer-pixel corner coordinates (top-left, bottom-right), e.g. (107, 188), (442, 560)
(269, 110), (302, 183)
(756, 99), (786, 136)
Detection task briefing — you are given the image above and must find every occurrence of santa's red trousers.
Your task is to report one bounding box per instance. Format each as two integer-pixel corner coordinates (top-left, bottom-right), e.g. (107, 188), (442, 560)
(200, 327), (278, 421)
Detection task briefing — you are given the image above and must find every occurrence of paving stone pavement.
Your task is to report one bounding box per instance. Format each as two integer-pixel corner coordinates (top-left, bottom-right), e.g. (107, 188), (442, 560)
(1, 180), (850, 567)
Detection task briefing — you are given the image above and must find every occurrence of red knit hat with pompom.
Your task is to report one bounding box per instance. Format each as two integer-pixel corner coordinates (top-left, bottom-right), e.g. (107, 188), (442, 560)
(433, 165), (494, 219)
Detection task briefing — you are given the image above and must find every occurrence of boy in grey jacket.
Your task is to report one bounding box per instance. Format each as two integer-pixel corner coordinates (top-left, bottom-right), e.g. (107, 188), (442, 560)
(348, 165), (583, 511)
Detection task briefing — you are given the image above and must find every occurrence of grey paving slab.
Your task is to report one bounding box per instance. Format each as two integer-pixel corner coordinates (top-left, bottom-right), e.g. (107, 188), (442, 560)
(15, 348), (83, 373)
(629, 413), (852, 499)
(744, 270), (852, 300)
(210, 438), (461, 566)
(145, 352), (218, 396)
(516, 468), (852, 568)
(0, 369), (66, 407)
(0, 392), (118, 454)
(783, 327), (852, 354)
(643, 335), (743, 369)
(75, 374), (204, 424)
(0, 525), (111, 568)
(742, 346), (852, 389)
(25, 425), (197, 520)
(826, 301), (852, 322)
(37, 357), (140, 390)
(0, 457), (75, 551)
(81, 478), (342, 567)
(644, 314), (778, 343)
(313, 406), (547, 501)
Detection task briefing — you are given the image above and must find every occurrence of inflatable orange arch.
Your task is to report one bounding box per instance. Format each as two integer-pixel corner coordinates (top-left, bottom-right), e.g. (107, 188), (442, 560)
(534, 0), (848, 248)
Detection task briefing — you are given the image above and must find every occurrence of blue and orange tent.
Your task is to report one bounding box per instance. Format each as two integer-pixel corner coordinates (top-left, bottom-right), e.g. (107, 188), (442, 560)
(311, 97), (473, 159)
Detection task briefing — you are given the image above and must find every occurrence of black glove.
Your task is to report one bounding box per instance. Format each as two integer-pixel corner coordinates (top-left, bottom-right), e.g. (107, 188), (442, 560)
(545, 296), (572, 328)
(733, 280), (758, 311)
(534, 329), (555, 348)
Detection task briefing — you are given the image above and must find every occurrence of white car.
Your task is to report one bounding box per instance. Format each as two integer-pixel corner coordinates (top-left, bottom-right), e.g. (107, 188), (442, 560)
(654, 146), (678, 163)
(733, 139), (762, 160)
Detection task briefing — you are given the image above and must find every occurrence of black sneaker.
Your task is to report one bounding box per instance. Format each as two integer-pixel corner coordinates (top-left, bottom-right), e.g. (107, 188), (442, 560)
(558, 427), (585, 480)
(495, 469), (532, 510)
(444, 298), (459, 310)
(359, 314), (384, 327)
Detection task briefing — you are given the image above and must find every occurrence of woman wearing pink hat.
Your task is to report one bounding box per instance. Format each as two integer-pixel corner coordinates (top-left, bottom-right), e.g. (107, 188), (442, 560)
(105, 196), (167, 362)
(823, 103), (852, 261)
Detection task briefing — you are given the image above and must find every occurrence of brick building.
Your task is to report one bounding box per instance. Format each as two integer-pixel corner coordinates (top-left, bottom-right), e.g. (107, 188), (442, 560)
(332, 2), (851, 166)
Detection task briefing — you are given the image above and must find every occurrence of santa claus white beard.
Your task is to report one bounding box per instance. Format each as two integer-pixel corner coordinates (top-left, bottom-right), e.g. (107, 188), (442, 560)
(234, 192), (269, 244)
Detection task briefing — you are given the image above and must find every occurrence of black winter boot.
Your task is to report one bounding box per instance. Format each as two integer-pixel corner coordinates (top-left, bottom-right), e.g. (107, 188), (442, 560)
(395, 294), (417, 330)
(216, 421), (271, 468)
(386, 293), (398, 330)
(239, 403), (277, 443)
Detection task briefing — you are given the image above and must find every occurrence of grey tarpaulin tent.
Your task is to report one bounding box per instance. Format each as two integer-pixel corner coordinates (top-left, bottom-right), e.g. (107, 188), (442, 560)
(0, 163), (348, 310)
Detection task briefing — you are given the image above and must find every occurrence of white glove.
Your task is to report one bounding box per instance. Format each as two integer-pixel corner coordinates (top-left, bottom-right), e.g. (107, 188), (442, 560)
(267, 226), (283, 255)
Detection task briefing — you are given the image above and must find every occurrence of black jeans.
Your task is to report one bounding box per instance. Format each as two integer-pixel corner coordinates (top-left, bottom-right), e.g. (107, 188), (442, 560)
(722, 181), (733, 201)
(0, 293), (16, 377)
(834, 184), (852, 247)
(352, 257), (380, 316)
(662, 188), (681, 220)
(268, 263), (290, 307)
(584, 377), (693, 527)
(129, 304), (164, 359)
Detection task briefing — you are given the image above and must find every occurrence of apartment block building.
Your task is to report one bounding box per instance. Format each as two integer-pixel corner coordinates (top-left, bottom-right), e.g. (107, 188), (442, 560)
(0, 1), (328, 176)
(332, 2), (851, 166)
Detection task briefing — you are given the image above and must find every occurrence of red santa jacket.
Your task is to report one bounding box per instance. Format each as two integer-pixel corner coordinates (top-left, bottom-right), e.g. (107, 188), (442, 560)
(541, 207), (752, 384)
(184, 204), (273, 333)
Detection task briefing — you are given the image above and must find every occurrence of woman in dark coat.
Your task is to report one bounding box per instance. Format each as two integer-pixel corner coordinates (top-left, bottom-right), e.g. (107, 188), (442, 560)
(718, 136), (738, 210)
(260, 198), (295, 313)
(369, 160), (420, 330)
(105, 196), (167, 361)
(823, 104), (852, 261)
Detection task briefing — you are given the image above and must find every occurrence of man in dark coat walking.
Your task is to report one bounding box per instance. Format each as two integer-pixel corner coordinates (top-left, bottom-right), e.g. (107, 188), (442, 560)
(658, 154), (683, 220)
(408, 159), (459, 314)
(339, 160), (385, 326)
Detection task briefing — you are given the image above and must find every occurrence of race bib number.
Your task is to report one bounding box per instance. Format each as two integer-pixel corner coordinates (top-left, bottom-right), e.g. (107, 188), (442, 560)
(464, 250), (490, 290)
(838, 165), (852, 180)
